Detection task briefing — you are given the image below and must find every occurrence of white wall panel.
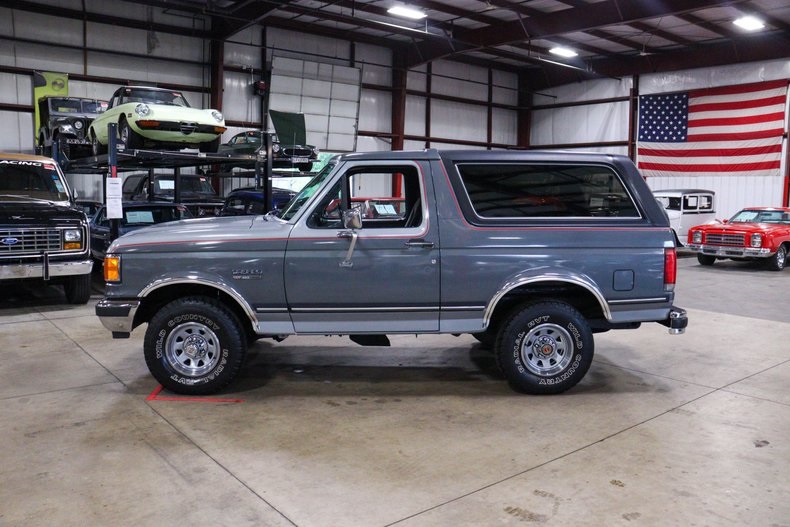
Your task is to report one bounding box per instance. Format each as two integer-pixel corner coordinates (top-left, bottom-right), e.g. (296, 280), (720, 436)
(530, 100), (629, 146)
(431, 99), (487, 142)
(0, 73), (32, 105)
(430, 141), (486, 150)
(404, 139), (427, 150)
(492, 107), (517, 145)
(2, 41), (83, 73)
(431, 60), (488, 100)
(0, 111), (34, 152)
(267, 28), (350, 65)
(222, 71), (262, 123)
(532, 77), (632, 106)
(640, 59), (790, 95)
(83, 0), (208, 29)
(86, 51), (206, 89)
(407, 65), (427, 92)
(9, 11), (83, 47)
(358, 88), (391, 134)
(224, 26), (262, 69)
(356, 43), (391, 86)
(87, 23), (206, 63)
(647, 174), (785, 219)
(404, 96), (426, 136)
(492, 69), (518, 106)
(65, 80), (116, 100)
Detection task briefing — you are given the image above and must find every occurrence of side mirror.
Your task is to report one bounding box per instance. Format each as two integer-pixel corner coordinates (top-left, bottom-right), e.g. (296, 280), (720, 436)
(343, 208), (362, 230)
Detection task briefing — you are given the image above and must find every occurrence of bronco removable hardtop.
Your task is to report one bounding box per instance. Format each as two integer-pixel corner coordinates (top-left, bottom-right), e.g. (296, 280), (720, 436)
(96, 149), (687, 395)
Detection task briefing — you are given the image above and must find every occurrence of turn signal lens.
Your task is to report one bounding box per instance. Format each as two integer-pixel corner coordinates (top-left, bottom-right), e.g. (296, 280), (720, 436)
(104, 255), (121, 282)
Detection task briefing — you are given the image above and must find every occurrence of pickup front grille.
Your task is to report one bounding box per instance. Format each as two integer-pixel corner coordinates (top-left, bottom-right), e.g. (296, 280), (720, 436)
(0, 228), (62, 254)
(705, 233), (745, 247)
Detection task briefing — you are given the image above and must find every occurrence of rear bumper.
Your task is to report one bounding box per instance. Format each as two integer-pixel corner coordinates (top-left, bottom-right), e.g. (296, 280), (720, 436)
(0, 259), (93, 280)
(657, 306), (688, 335)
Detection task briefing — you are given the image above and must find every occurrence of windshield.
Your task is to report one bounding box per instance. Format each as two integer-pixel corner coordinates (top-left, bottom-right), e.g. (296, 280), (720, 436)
(278, 159), (339, 221)
(155, 176), (216, 195)
(729, 209), (790, 224)
(48, 98), (107, 114)
(125, 89), (190, 107)
(0, 159), (70, 202)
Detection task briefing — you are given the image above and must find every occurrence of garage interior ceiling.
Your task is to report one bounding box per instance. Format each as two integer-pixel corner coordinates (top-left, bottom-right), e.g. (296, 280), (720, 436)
(104, 0), (790, 89)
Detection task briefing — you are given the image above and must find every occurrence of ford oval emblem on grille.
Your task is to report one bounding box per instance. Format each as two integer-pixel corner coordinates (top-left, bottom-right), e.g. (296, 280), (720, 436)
(1, 237), (20, 246)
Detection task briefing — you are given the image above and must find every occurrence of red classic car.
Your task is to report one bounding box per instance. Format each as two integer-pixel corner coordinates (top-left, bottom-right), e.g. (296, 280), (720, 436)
(687, 207), (790, 271)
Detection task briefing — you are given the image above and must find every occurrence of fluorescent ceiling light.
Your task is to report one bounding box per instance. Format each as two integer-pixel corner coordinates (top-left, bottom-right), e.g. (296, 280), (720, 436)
(733, 15), (765, 30)
(549, 47), (578, 58)
(388, 5), (427, 20)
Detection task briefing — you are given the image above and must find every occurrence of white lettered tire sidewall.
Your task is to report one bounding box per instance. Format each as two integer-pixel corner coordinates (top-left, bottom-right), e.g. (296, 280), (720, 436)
(496, 301), (594, 394)
(144, 297), (246, 395)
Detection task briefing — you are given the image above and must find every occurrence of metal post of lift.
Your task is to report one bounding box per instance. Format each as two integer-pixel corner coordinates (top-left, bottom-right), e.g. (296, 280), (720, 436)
(174, 166), (181, 204)
(264, 131), (273, 212)
(108, 122), (120, 241)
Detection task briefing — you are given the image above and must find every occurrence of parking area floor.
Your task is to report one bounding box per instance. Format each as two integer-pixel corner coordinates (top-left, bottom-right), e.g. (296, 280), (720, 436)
(1, 256), (789, 526)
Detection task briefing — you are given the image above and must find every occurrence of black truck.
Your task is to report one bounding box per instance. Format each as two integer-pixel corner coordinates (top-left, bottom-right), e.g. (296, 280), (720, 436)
(0, 153), (93, 303)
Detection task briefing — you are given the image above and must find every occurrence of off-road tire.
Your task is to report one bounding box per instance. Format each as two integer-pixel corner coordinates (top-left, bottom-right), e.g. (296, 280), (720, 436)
(495, 301), (594, 394)
(144, 296), (247, 395)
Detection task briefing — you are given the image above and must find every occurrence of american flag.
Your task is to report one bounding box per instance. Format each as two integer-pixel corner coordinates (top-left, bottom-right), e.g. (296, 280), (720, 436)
(637, 80), (788, 177)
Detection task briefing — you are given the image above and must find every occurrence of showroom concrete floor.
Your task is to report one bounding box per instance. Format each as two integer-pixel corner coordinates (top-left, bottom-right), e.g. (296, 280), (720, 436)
(1, 256), (788, 526)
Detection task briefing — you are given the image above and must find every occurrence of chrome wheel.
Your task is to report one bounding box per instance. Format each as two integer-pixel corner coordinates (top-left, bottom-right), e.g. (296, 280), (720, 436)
(520, 323), (574, 377)
(165, 321), (221, 377)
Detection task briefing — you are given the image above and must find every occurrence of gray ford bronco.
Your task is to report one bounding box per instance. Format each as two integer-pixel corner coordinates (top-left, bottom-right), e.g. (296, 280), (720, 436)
(96, 149), (687, 395)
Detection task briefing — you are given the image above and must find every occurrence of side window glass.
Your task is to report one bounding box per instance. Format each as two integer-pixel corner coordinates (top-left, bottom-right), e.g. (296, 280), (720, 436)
(683, 195), (698, 211)
(307, 165), (423, 229)
(456, 163), (639, 219)
(698, 195), (713, 211)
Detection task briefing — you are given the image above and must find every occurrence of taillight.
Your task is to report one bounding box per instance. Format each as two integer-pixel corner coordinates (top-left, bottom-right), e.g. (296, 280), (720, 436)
(664, 248), (677, 291)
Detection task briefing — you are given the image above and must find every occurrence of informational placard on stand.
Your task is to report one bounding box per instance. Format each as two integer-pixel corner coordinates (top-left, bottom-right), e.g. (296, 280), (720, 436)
(106, 177), (123, 219)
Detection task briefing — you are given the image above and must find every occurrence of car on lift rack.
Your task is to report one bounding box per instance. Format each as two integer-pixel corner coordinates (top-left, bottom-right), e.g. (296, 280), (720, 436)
(37, 96), (107, 160)
(122, 172), (224, 216)
(88, 86), (226, 154)
(217, 130), (319, 172)
(89, 201), (193, 262)
(687, 207), (790, 271)
(219, 186), (297, 216)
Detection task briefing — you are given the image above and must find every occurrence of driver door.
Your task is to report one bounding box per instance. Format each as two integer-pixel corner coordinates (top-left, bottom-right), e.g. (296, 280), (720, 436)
(283, 161), (440, 333)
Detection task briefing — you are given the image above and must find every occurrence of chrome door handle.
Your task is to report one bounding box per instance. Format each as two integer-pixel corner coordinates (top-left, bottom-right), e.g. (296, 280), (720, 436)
(405, 239), (434, 248)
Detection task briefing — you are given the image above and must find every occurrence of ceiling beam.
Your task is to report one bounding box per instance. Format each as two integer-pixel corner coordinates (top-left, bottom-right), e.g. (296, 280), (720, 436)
(407, 0), (751, 67)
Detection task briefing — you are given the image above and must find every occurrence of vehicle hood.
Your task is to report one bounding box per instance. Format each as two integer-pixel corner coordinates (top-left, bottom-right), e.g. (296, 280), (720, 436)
(700, 221), (778, 233)
(0, 201), (85, 225)
(270, 109), (307, 145)
(122, 104), (222, 124)
(108, 214), (293, 254)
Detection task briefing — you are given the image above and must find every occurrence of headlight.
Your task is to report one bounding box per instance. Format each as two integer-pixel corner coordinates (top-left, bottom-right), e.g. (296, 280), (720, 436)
(135, 103), (151, 117)
(74, 120), (84, 130)
(211, 110), (223, 122)
(692, 231), (702, 244)
(750, 233), (762, 247)
(64, 229), (82, 250)
(312, 146), (319, 154)
(272, 143), (280, 153)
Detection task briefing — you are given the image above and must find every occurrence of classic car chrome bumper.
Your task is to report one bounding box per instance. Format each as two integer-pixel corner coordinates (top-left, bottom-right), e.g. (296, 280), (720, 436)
(0, 259), (93, 280)
(657, 306), (688, 335)
(687, 244), (771, 258)
(95, 298), (140, 338)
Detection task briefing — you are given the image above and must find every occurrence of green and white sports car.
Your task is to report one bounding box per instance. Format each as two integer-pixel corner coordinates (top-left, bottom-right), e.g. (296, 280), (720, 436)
(88, 86), (226, 154)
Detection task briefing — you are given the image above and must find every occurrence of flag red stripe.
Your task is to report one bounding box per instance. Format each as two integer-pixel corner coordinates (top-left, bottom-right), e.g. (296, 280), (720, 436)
(690, 79), (789, 98)
(638, 144), (783, 158)
(689, 95), (787, 113)
(688, 112), (785, 127)
(637, 161), (781, 172)
(688, 129), (785, 142)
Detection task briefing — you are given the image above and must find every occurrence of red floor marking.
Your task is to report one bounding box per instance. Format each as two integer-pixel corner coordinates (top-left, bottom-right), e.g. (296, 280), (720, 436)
(146, 384), (244, 403)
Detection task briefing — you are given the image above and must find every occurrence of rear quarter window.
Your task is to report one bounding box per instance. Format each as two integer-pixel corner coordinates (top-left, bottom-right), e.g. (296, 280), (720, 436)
(455, 163), (639, 221)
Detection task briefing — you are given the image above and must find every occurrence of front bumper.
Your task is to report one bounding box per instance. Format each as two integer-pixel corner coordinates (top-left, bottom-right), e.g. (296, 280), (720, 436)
(687, 244), (771, 258)
(95, 298), (140, 338)
(657, 306), (688, 335)
(0, 259), (93, 280)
